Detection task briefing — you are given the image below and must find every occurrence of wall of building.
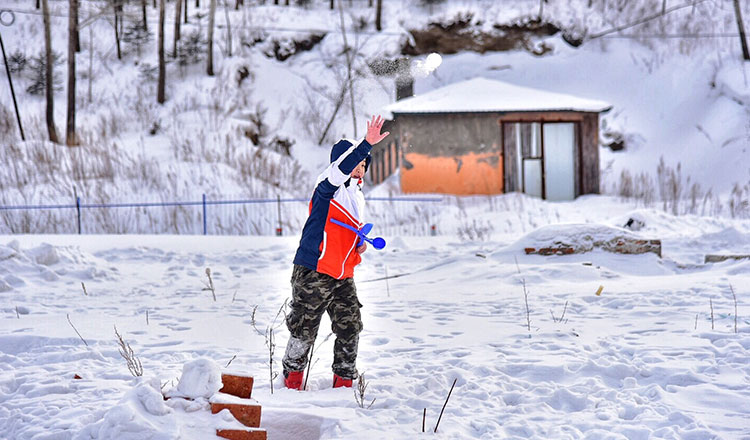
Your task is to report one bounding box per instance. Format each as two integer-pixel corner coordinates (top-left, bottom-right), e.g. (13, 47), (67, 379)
(395, 113), (503, 195)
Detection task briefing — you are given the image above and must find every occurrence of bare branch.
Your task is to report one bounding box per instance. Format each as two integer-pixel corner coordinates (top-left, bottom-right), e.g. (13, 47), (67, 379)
(67, 313), (88, 346)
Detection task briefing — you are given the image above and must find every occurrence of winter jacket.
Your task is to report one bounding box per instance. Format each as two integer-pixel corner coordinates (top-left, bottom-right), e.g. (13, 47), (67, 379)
(293, 139), (372, 280)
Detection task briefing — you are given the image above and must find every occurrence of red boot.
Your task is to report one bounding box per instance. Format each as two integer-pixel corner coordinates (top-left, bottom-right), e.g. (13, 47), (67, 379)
(332, 374), (353, 388)
(284, 371), (304, 390)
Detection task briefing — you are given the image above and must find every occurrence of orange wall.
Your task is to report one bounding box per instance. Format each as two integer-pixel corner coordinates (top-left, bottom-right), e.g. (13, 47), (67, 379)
(401, 152), (504, 195)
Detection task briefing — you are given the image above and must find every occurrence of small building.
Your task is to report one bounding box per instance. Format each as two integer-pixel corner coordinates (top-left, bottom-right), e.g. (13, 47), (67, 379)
(372, 77), (611, 200)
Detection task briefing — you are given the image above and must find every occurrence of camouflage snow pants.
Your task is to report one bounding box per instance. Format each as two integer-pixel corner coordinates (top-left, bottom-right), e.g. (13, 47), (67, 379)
(282, 264), (363, 380)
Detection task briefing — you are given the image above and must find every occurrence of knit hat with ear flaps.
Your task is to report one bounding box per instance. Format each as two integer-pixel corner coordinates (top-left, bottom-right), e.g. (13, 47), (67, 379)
(330, 139), (371, 172)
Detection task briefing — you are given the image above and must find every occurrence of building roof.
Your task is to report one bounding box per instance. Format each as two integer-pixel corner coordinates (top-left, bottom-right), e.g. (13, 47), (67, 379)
(384, 77), (612, 115)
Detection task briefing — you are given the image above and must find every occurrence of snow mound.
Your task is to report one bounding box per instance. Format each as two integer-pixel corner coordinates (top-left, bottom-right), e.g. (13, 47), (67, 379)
(74, 378), (178, 440)
(75, 361), (236, 440)
(0, 240), (118, 290)
(502, 223), (659, 255)
(165, 358), (223, 400)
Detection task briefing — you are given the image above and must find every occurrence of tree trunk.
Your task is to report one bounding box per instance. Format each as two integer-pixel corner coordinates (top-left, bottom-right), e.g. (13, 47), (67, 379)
(184, 0), (188, 24)
(174, 0), (182, 56)
(36, 0), (40, 9)
(733, 0), (750, 61)
(66, 0), (78, 146)
(196, 0), (199, 9)
(337, 0), (356, 138)
(42, 0), (59, 143)
(114, 1), (122, 60)
(0, 34), (26, 140)
(88, 25), (93, 104)
(330, 0), (334, 10)
(157, 0), (166, 103)
(375, 0), (382, 31)
(142, 0), (148, 31)
(224, 1), (232, 57)
(207, 0), (216, 76)
(73, 0), (80, 52)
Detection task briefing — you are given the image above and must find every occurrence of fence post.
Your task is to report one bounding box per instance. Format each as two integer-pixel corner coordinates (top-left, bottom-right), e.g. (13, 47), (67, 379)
(202, 193), (207, 235)
(76, 196), (82, 234)
(276, 195), (283, 236)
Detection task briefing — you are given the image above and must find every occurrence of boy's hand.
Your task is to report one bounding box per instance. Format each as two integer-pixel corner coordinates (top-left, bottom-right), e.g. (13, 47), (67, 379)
(356, 243), (367, 254)
(365, 115), (390, 146)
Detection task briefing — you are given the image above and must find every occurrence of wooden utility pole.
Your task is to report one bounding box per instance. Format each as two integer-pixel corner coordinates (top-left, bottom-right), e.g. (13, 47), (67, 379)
(157, 0), (166, 103)
(207, 0), (216, 76)
(66, 0), (78, 146)
(42, 0), (59, 143)
(732, 0), (750, 61)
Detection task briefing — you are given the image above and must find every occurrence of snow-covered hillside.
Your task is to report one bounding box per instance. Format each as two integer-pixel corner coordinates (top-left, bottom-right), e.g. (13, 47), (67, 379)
(1, 0), (749, 234)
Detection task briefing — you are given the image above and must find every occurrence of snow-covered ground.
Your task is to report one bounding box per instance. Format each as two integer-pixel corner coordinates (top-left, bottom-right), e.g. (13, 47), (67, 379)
(1, 198), (749, 439)
(2, 0), (750, 438)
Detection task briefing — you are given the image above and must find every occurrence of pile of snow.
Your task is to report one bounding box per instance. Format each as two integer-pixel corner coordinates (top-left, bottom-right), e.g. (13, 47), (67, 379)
(503, 222), (657, 254)
(0, 240), (117, 292)
(76, 359), (247, 440)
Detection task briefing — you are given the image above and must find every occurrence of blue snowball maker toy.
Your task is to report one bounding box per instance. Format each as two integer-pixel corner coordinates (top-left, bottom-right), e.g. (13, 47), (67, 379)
(330, 218), (386, 250)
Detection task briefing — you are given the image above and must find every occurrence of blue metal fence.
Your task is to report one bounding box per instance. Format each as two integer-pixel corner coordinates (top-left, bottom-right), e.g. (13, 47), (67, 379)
(0, 195), (444, 236)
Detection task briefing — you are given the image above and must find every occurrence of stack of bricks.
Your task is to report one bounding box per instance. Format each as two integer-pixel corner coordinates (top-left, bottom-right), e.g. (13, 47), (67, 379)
(212, 374), (267, 440)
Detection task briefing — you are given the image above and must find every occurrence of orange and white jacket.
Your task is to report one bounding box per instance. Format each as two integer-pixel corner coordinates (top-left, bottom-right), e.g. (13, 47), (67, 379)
(293, 139), (371, 279)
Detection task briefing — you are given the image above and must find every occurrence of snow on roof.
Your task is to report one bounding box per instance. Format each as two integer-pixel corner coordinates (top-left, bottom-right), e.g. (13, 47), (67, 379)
(385, 77), (612, 115)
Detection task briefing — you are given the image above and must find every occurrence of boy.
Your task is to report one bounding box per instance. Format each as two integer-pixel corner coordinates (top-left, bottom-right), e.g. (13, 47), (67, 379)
(282, 115), (389, 390)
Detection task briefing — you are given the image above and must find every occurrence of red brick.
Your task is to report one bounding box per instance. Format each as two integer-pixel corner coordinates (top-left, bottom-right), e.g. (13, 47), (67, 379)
(216, 429), (267, 440)
(211, 402), (261, 428)
(220, 374), (254, 399)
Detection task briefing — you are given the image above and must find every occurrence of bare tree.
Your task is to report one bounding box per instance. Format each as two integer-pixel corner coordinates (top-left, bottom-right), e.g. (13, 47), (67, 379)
(375, 0), (382, 31)
(113, 0), (123, 59)
(337, 0), (357, 137)
(157, 0), (166, 103)
(142, 0), (148, 31)
(207, 0), (216, 76)
(73, 0), (80, 52)
(66, 0), (78, 146)
(174, 0), (183, 56)
(224, 0), (233, 57)
(42, 0), (59, 143)
(732, 0), (750, 60)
